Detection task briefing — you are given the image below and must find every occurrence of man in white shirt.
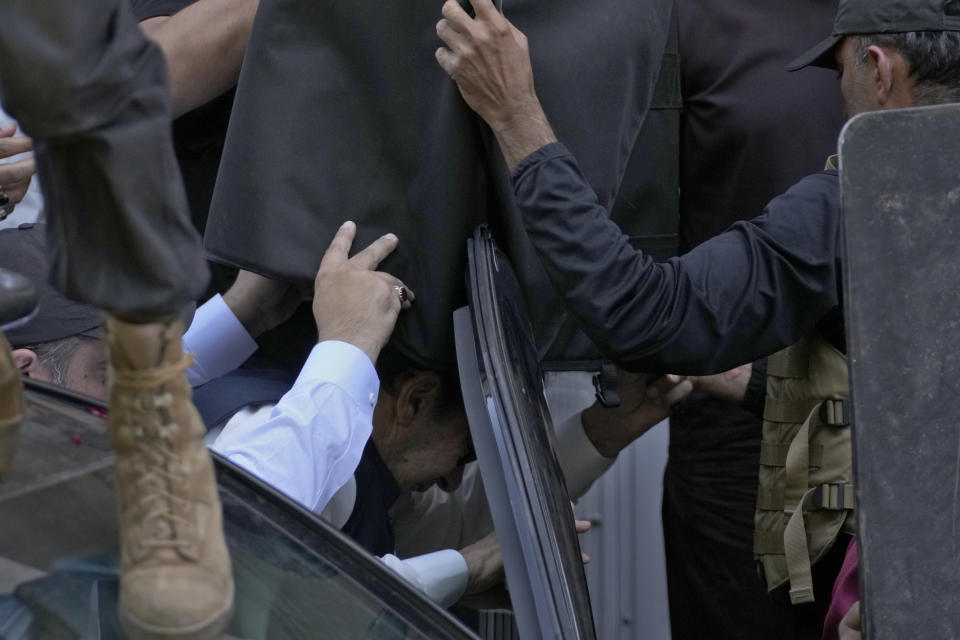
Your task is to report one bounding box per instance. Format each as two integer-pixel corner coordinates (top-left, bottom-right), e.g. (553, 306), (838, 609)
(6, 220), (693, 606)
(6, 220), (486, 605)
(195, 219), (695, 604)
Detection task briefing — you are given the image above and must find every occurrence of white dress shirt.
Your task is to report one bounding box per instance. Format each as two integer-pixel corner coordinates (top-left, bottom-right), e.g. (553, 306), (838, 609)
(182, 295), (615, 608)
(212, 340), (378, 515)
(183, 295), (467, 606)
(183, 294), (259, 388)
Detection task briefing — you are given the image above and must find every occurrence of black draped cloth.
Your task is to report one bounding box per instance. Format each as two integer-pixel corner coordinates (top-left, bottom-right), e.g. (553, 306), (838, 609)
(206, 0), (675, 368)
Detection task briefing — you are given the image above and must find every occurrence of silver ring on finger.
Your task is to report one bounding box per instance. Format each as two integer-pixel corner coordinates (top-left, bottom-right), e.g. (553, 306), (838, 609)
(0, 189), (8, 208)
(393, 285), (409, 306)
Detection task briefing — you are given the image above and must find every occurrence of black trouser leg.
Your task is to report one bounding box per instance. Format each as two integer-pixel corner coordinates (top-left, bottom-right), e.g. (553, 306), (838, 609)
(0, 0), (208, 317)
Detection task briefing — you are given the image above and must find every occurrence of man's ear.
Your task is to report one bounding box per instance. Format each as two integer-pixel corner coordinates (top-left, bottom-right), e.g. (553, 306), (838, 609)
(395, 371), (442, 427)
(868, 44), (898, 107)
(12, 348), (48, 380)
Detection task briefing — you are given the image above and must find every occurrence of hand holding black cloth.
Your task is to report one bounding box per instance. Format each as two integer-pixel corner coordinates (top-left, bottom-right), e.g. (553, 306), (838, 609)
(206, 0), (674, 368)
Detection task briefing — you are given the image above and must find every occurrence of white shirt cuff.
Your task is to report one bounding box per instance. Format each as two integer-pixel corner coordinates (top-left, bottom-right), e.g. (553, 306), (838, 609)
(380, 550), (469, 608)
(183, 294), (259, 387)
(298, 341), (380, 412)
(555, 411), (615, 498)
(211, 340), (379, 515)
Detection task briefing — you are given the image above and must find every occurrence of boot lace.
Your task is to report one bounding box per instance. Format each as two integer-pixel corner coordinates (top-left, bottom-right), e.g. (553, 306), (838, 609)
(114, 353), (199, 557)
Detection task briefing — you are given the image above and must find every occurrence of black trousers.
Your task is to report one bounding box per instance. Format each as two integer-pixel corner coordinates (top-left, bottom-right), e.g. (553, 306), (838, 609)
(665, 394), (848, 640)
(0, 0), (207, 317)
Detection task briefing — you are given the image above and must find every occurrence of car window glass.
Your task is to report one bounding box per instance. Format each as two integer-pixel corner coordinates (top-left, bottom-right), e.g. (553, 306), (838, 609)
(455, 227), (596, 640)
(0, 382), (475, 640)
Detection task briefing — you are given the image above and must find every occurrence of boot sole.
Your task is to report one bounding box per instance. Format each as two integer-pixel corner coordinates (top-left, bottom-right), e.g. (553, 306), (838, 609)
(119, 588), (234, 640)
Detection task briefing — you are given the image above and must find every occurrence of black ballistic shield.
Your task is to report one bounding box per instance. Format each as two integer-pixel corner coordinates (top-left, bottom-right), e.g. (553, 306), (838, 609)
(841, 104), (960, 638)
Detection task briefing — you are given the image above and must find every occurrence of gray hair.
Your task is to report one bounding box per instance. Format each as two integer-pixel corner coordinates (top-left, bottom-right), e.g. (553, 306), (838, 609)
(855, 31), (960, 105)
(21, 336), (88, 386)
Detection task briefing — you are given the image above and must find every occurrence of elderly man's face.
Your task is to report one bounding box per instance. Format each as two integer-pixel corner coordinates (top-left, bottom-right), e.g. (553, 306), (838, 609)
(398, 412), (472, 492)
(13, 337), (109, 401)
(372, 371), (473, 493)
(63, 339), (109, 400)
(390, 409), (473, 493)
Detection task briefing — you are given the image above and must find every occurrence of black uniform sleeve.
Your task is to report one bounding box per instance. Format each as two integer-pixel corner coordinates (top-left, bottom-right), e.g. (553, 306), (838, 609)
(130, 0), (197, 21)
(512, 143), (842, 374)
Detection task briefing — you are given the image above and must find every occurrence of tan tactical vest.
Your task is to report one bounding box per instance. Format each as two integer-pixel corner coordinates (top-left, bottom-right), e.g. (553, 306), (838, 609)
(753, 334), (855, 605)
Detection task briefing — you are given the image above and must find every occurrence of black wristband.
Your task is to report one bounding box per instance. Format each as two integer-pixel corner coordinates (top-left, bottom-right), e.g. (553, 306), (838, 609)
(740, 357), (767, 418)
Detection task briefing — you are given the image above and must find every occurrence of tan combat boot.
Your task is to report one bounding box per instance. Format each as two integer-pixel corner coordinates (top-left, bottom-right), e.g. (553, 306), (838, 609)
(106, 315), (233, 640)
(0, 331), (21, 474)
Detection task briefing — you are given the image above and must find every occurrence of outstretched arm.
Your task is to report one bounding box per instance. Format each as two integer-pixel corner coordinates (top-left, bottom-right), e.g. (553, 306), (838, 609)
(435, 0), (842, 373)
(434, 0), (554, 171)
(183, 269), (301, 387)
(213, 222), (414, 513)
(139, 0), (259, 117)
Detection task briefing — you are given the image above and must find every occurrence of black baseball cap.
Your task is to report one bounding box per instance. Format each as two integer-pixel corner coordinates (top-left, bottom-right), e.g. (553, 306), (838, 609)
(0, 224), (102, 348)
(788, 0), (960, 71)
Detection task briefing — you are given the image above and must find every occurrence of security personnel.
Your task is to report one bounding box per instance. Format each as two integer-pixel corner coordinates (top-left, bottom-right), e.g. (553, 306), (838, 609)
(435, 0), (960, 633)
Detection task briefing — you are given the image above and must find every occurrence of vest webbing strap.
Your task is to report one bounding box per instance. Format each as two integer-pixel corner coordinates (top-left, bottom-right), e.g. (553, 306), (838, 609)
(820, 398), (849, 426)
(764, 399), (815, 424)
(812, 482), (855, 510)
(759, 441), (824, 468)
(781, 402), (816, 602)
(754, 529), (786, 555)
(755, 480), (855, 548)
(767, 347), (810, 378)
(783, 486), (819, 604)
(756, 481), (854, 514)
(782, 483), (856, 604)
(783, 403), (818, 511)
(756, 486), (784, 511)
(781, 400), (855, 605)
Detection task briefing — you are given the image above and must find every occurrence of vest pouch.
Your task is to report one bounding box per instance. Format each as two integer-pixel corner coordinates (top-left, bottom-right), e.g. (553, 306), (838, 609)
(754, 336), (854, 605)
